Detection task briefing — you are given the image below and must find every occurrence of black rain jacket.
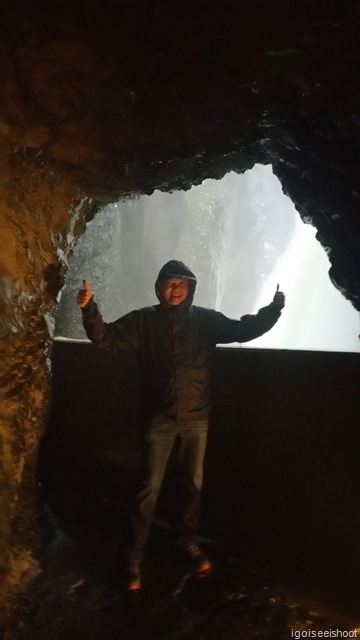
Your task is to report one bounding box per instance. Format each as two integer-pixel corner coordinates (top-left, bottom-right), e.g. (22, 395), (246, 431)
(81, 261), (283, 420)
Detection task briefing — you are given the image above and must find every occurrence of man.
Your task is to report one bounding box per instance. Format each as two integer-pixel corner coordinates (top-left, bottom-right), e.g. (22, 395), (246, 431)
(77, 259), (285, 590)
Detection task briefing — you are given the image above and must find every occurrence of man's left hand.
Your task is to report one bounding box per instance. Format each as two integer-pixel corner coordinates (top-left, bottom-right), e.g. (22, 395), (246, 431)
(273, 284), (285, 308)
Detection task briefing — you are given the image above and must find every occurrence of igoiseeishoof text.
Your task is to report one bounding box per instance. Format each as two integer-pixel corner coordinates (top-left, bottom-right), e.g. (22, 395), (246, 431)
(290, 631), (358, 639)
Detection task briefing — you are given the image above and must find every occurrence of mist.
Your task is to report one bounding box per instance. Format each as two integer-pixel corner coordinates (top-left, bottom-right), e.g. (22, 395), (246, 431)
(55, 164), (359, 353)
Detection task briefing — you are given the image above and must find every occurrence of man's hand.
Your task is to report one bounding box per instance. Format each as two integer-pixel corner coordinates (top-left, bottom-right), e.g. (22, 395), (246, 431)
(273, 284), (285, 308)
(76, 279), (93, 308)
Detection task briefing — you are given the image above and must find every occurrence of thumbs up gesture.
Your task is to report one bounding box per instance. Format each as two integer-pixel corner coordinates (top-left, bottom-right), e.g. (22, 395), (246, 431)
(273, 284), (285, 308)
(76, 279), (93, 308)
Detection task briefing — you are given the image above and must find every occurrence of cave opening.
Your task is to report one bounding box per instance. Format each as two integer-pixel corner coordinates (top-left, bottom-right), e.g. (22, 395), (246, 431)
(55, 164), (359, 353)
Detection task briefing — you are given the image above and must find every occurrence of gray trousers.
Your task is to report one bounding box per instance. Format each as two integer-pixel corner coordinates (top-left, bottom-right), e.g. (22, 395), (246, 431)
(129, 417), (208, 562)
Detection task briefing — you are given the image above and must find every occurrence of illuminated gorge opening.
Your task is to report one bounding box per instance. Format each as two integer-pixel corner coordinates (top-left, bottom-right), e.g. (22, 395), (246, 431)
(55, 164), (359, 353)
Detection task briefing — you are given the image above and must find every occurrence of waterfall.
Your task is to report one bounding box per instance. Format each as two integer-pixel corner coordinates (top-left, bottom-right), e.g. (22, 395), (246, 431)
(55, 165), (359, 353)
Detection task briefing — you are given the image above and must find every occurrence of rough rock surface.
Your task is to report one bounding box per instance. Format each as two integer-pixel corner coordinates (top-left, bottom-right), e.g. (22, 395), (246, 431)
(0, 0), (360, 632)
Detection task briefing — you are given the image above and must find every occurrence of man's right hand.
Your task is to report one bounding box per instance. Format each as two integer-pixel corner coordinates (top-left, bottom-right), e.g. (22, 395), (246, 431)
(76, 279), (93, 308)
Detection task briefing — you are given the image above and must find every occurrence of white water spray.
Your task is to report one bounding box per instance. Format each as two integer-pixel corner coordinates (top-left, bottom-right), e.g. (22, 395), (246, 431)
(55, 165), (359, 353)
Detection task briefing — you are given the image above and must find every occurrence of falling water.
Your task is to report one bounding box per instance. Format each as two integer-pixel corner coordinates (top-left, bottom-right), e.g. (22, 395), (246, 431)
(55, 164), (359, 353)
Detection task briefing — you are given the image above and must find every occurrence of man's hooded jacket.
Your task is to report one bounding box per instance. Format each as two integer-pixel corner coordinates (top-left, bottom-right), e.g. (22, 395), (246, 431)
(81, 260), (283, 420)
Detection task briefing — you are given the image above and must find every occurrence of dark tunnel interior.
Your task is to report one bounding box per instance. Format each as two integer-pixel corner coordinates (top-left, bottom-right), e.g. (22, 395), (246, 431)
(31, 339), (360, 638)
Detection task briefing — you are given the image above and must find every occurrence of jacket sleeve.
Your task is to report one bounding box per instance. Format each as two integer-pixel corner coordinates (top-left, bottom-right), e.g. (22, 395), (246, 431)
(212, 302), (283, 344)
(81, 298), (140, 349)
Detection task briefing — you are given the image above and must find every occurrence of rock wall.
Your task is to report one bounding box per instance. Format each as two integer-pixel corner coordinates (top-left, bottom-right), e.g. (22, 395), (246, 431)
(0, 0), (359, 628)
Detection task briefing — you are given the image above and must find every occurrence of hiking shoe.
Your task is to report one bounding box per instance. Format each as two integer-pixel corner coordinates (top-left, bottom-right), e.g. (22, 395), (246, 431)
(183, 543), (212, 573)
(127, 561), (141, 591)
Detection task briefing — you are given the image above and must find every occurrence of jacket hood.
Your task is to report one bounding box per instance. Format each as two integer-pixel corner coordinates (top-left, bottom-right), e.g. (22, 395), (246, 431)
(155, 260), (197, 311)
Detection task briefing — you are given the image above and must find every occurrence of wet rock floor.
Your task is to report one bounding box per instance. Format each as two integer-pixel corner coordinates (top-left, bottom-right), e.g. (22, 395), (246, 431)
(11, 520), (355, 640)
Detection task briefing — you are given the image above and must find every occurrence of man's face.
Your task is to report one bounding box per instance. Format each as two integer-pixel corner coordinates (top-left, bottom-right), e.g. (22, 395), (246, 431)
(158, 278), (189, 305)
